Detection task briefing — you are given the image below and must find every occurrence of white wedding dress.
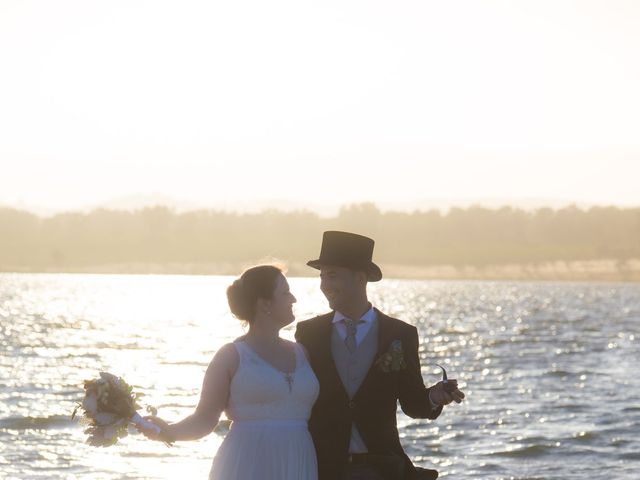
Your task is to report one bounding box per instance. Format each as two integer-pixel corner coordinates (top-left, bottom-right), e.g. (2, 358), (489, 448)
(209, 341), (319, 480)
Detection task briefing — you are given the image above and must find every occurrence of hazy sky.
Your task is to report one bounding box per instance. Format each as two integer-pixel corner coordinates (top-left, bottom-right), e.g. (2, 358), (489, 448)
(1, 0), (639, 213)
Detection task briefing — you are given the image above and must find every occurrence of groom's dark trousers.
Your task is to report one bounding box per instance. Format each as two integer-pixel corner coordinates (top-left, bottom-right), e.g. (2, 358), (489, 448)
(296, 309), (442, 480)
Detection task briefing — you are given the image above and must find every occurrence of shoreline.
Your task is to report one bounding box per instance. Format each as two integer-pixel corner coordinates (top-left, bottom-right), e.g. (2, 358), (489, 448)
(2, 258), (640, 282)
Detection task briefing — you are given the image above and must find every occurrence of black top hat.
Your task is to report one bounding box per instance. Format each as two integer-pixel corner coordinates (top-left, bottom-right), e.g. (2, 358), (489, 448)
(306, 231), (382, 282)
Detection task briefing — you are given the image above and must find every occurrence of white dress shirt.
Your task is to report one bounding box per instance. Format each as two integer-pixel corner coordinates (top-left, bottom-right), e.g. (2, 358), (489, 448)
(331, 305), (376, 347)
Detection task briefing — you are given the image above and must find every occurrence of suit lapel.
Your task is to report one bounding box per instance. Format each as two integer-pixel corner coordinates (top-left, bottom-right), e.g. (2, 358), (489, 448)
(375, 309), (396, 358)
(354, 309), (396, 398)
(314, 313), (349, 400)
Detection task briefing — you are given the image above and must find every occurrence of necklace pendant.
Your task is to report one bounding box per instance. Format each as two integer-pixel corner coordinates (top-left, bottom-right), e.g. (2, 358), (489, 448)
(284, 373), (294, 393)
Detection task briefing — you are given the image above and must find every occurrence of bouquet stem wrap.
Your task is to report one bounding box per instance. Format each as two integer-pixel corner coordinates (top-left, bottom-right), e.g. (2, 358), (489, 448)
(131, 412), (161, 434)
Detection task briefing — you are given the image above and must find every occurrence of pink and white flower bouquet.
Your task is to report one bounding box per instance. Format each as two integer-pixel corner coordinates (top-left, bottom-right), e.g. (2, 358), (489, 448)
(72, 372), (167, 447)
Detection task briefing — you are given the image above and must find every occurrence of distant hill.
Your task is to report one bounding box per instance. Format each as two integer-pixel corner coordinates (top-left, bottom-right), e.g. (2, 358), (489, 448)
(1, 203), (639, 281)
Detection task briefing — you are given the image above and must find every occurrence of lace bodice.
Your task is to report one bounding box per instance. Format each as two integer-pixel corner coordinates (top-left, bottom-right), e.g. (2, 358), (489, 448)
(225, 341), (319, 422)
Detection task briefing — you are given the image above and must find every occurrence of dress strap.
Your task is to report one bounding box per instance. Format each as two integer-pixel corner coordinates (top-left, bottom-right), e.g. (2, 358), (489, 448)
(232, 340), (248, 365)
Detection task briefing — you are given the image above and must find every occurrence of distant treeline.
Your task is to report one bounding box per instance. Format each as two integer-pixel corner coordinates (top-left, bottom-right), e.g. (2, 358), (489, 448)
(1, 204), (639, 272)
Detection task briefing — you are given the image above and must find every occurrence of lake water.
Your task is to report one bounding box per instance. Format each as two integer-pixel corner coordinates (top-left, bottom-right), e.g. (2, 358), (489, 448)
(1, 273), (638, 479)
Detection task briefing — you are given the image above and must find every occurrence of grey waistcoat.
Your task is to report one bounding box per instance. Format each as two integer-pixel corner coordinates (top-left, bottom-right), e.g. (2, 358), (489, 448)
(331, 319), (379, 452)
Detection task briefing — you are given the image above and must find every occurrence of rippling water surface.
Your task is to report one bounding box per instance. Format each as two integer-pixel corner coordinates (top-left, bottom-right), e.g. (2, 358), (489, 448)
(1, 273), (638, 479)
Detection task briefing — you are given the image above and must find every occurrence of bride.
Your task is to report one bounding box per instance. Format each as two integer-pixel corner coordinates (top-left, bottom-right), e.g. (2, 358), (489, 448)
(140, 265), (319, 479)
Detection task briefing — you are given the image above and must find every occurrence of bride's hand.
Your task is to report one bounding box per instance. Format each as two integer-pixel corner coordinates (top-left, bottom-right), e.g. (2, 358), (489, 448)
(136, 416), (173, 442)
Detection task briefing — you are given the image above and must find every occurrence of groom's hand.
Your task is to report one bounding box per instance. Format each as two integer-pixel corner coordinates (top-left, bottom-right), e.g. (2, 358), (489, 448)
(429, 380), (465, 406)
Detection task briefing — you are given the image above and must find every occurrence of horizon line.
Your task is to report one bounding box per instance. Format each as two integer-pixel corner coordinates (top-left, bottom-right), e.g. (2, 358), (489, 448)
(3, 199), (640, 219)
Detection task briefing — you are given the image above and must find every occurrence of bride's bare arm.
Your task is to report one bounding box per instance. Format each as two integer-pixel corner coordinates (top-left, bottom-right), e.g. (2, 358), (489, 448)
(147, 343), (239, 442)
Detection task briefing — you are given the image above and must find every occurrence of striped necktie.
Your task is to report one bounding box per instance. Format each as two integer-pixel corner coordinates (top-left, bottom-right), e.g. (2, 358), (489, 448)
(344, 318), (362, 353)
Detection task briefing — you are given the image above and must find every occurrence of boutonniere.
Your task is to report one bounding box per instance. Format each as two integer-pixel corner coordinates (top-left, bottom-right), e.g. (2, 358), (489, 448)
(375, 340), (407, 372)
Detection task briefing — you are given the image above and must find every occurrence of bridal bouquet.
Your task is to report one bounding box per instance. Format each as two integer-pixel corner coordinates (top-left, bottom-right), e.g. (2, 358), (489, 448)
(72, 372), (166, 447)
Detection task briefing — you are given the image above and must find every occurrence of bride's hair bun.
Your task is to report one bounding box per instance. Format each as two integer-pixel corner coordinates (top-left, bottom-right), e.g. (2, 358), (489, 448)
(227, 265), (282, 323)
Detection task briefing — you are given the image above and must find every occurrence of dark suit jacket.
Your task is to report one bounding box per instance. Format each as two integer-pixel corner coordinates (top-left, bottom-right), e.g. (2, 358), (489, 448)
(295, 309), (442, 480)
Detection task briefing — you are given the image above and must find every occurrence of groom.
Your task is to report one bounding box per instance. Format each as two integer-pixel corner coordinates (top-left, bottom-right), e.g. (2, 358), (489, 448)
(296, 231), (464, 480)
